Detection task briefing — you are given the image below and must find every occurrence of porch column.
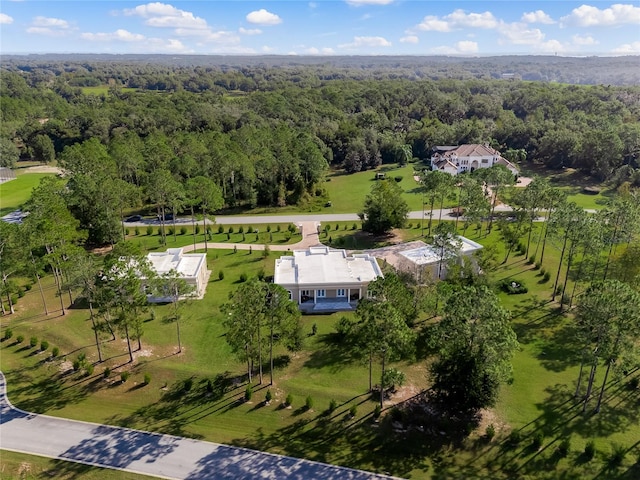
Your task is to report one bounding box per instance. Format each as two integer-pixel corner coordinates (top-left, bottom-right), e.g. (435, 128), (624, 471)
(299, 289), (302, 305)
(314, 289), (317, 304)
(348, 288), (351, 301)
(358, 288), (362, 300)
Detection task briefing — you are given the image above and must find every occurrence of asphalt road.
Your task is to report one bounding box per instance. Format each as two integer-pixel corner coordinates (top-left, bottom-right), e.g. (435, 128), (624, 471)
(0, 372), (398, 480)
(123, 206), (516, 228)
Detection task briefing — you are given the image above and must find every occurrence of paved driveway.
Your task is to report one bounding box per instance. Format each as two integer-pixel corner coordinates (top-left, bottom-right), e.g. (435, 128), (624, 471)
(0, 372), (398, 479)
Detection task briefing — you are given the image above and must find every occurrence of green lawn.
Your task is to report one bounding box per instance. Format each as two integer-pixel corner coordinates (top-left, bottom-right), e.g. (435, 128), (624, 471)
(2, 222), (639, 479)
(81, 86), (138, 95)
(0, 173), (53, 216)
(0, 450), (154, 480)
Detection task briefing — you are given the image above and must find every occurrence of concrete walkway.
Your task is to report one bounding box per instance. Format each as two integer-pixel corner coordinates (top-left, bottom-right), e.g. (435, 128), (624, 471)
(182, 221), (323, 253)
(0, 372), (399, 480)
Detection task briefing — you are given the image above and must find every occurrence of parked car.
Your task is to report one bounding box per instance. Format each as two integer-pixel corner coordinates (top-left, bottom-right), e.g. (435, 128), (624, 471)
(157, 213), (174, 222)
(124, 215), (143, 222)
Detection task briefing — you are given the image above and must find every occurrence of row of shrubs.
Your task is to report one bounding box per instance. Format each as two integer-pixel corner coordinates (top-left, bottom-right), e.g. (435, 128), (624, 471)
(501, 428), (631, 466)
(243, 386), (372, 420)
(129, 224), (299, 237)
(3, 329), (59, 357)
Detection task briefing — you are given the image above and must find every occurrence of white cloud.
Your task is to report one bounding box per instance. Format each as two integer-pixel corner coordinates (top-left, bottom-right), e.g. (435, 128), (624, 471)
(400, 35), (419, 44)
(246, 9), (282, 26)
(27, 16), (72, 36)
(0, 13), (14, 24)
(521, 10), (554, 24)
(339, 36), (392, 48)
(572, 34), (598, 46)
(415, 9), (498, 32)
(499, 23), (545, 45)
(304, 47), (335, 55)
(32, 16), (70, 28)
(81, 29), (145, 42)
(124, 2), (208, 29)
(346, 0), (394, 6)
(239, 27), (262, 35)
(432, 40), (479, 55)
(561, 3), (640, 27)
(262, 45), (275, 53)
(612, 41), (640, 54)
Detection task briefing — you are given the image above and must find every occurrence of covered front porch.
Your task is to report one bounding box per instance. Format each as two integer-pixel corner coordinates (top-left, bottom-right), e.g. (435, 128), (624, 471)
(297, 288), (362, 313)
(299, 297), (359, 313)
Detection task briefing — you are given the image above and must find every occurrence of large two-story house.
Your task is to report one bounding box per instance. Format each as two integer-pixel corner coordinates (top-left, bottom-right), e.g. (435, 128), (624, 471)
(430, 144), (518, 176)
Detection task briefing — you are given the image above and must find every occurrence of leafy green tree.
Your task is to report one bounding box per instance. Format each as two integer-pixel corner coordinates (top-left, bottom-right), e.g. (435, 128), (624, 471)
(356, 298), (416, 409)
(31, 134), (55, 163)
(432, 222), (462, 280)
(186, 176), (224, 252)
(147, 169), (183, 245)
(0, 222), (26, 315)
(430, 285), (518, 415)
(476, 165), (515, 234)
(575, 280), (640, 413)
(0, 137), (19, 168)
(421, 170), (454, 236)
(361, 180), (409, 234)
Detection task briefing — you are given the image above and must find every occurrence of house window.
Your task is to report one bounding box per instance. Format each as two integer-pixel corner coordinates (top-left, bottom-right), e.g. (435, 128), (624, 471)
(337, 288), (346, 297)
(316, 289), (326, 298)
(301, 290), (311, 297)
(366, 290), (374, 299)
(481, 158), (488, 164)
(287, 290), (292, 300)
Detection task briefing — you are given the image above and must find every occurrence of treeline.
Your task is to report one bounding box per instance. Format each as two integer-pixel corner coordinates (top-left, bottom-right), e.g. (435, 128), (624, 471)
(2, 64), (640, 242)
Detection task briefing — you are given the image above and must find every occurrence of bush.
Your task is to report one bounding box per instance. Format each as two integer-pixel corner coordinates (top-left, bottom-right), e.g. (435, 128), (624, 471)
(167, 226), (175, 236)
(244, 386), (253, 401)
(157, 227), (163, 236)
(408, 222), (413, 229)
(498, 279), (528, 294)
(238, 226), (244, 234)
(609, 443), (626, 467)
(508, 430), (522, 447)
(584, 440), (596, 460)
(146, 225), (153, 236)
(30, 336), (38, 348)
(239, 272), (248, 283)
(352, 223), (357, 230)
(373, 404), (381, 419)
(183, 377), (193, 391)
(3, 328), (13, 340)
(16, 335), (24, 344)
(531, 431), (544, 450)
(134, 227), (140, 236)
(73, 360), (81, 371)
(180, 226), (187, 235)
(40, 340), (49, 351)
(534, 262), (541, 270)
(228, 226), (234, 234)
(285, 393), (293, 407)
(257, 269), (265, 281)
(125, 228), (130, 236)
(335, 224), (339, 231)
(85, 364), (94, 376)
(265, 389), (272, 403)
(485, 424), (496, 441)
(266, 225), (272, 233)
(144, 373), (151, 385)
(103, 367), (111, 378)
(528, 254), (536, 265)
(195, 224), (201, 235)
(382, 368), (406, 391)
(120, 371), (130, 383)
(218, 270), (225, 281)
(305, 395), (314, 410)
(555, 283), (564, 296)
(328, 399), (338, 413)
(276, 225), (281, 232)
(349, 404), (357, 418)
(51, 346), (59, 357)
(557, 437), (571, 458)
(263, 245), (271, 258)
(247, 226), (253, 233)
(542, 272), (551, 283)
(394, 175), (403, 182)
(628, 376), (639, 390)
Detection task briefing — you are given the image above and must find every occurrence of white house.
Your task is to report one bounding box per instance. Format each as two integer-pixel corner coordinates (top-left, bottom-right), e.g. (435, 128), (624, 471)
(274, 246), (383, 313)
(431, 144), (518, 176)
(146, 248), (210, 303)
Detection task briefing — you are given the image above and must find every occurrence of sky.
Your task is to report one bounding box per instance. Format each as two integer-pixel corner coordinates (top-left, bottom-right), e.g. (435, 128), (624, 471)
(1, 1), (639, 56)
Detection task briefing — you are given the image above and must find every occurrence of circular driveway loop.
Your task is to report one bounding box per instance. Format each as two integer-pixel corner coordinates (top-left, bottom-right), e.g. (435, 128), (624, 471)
(0, 373), (398, 479)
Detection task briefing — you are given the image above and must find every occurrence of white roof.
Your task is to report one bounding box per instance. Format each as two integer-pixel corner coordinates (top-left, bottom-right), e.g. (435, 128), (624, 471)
(399, 236), (483, 266)
(147, 248), (205, 279)
(274, 246), (383, 287)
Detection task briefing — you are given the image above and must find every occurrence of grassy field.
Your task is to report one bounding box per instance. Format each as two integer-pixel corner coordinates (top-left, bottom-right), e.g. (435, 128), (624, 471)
(0, 450), (154, 480)
(0, 173), (53, 217)
(1, 220), (639, 478)
(81, 86), (138, 95)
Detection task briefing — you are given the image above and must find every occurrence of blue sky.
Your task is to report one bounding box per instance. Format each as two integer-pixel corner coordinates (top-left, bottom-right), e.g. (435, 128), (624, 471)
(1, 1), (639, 56)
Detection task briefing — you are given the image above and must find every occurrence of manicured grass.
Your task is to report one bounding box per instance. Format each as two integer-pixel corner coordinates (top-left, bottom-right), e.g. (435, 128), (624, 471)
(81, 86), (137, 95)
(0, 450), (154, 480)
(2, 224), (639, 479)
(0, 173), (53, 216)
(125, 222), (302, 252)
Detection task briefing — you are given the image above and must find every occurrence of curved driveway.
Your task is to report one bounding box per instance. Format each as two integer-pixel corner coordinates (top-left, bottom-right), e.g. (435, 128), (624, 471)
(0, 372), (398, 479)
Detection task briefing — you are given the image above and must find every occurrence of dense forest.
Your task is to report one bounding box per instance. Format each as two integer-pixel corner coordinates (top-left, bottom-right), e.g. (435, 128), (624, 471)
(2, 56), (640, 244)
